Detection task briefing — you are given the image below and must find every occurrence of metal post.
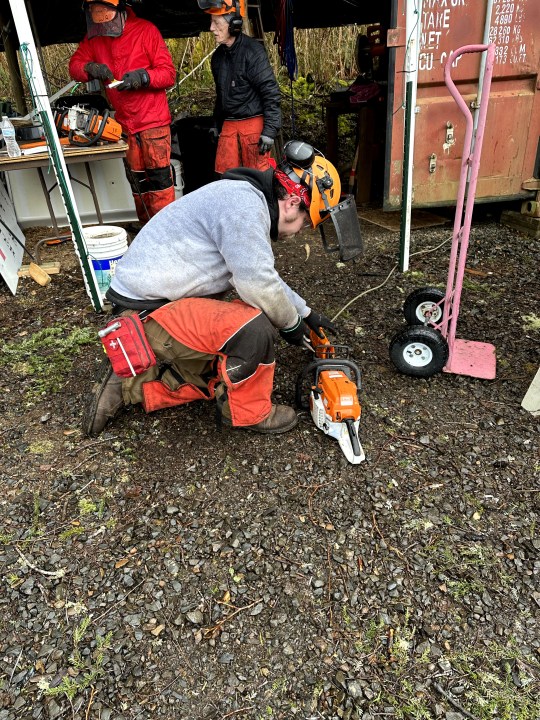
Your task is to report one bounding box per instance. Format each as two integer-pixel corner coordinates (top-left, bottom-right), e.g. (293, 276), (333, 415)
(471, 0), (495, 159)
(8, 0), (103, 311)
(399, 0), (423, 272)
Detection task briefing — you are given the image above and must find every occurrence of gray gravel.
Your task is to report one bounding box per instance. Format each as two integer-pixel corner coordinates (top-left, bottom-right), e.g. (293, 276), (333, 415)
(0, 214), (539, 719)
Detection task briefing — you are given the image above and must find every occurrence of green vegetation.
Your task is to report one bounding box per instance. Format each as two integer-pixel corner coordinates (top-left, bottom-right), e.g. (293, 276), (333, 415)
(39, 617), (113, 704)
(0, 325), (95, 398)
(59, 526), (85, 541)
(448, 641), (540, 720)
(521, 313), (540, 331)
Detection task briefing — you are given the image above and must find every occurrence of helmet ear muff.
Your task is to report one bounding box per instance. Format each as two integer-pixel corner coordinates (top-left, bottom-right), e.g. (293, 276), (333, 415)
(228, 0), (243, 35)
(228, 14), (243, 34)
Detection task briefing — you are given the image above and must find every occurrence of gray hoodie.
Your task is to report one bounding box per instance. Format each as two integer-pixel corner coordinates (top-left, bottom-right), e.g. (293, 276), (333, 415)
(110, 178), (309, 329)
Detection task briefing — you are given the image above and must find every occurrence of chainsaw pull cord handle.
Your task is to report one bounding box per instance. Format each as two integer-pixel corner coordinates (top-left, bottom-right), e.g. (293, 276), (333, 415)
(68, 109), (110, 147)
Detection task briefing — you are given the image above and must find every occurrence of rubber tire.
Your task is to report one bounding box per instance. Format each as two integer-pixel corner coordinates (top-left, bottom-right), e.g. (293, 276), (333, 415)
(389, 326), (449, 378)
(403, 287), (445, 325)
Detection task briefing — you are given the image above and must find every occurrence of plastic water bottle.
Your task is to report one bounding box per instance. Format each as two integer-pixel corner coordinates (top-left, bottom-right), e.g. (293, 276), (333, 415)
(1, 116), (21, 158)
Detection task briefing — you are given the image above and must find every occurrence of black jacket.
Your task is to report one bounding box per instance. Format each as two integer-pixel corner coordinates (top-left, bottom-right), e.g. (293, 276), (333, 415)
(211, 33), (281, 139)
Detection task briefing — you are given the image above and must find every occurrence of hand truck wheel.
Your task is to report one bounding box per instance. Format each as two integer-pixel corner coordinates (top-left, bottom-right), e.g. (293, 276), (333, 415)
(389, 326), (449, 377)
(403, 287), (445, 325)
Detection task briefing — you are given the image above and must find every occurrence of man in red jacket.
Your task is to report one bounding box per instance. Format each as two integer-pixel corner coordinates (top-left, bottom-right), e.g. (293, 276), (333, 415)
(69, 0), (176, 224)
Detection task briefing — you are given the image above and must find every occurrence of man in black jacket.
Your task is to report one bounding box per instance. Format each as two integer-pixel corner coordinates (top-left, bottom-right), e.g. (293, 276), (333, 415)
(199, 0), (281, 174)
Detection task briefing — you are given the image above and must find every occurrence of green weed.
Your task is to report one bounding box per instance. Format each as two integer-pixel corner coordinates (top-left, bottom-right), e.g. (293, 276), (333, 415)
(0, 325), (95, 398)
(59, 526), (85, 541)
(40, 617), (113, 704)
(78, 498), (97, 517)
(521, 313), (540, 331)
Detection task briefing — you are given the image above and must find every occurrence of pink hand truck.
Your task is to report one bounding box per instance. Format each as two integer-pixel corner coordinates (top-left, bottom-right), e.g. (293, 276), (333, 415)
(390, 44), (497, 380)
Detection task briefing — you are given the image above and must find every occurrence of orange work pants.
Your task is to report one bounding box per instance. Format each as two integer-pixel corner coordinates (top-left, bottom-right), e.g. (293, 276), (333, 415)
(215, 116), (273, 174)
(123, 298), (276, 427)
(125, 126), (175, 225)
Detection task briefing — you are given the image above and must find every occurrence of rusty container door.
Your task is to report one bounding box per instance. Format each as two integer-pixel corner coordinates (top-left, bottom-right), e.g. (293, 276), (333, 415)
(384, 0), (540, 209)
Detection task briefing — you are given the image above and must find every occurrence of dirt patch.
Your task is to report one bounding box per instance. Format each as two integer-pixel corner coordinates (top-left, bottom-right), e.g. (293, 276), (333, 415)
(0, 215), (539, 720)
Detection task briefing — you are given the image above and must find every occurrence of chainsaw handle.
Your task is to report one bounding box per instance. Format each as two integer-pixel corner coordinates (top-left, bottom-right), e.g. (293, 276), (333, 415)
(312, 359), (362, 390)
(295, 358), (362, 411)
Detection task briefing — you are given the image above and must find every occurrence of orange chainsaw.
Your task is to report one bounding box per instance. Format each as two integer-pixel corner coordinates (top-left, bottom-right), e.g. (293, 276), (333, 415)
(53, 104), (122, 147)
(296, 329), (365, 464)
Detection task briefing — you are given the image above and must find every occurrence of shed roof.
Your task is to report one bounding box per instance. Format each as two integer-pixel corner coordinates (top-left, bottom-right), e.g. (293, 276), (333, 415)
(0, 0), (386, 50)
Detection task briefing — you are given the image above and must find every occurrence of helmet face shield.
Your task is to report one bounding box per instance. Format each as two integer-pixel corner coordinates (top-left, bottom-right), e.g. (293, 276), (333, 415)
(197, 0), (224, 10)
(84, 0), (125, 37)
(320, 195), (364, 262)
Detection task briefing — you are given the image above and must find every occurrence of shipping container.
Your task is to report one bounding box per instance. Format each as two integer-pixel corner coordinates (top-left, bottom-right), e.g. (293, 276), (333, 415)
(384, 0), (540, 208)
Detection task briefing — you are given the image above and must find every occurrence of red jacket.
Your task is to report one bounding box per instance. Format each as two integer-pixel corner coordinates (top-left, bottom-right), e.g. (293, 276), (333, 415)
(69, 9), (176, 135)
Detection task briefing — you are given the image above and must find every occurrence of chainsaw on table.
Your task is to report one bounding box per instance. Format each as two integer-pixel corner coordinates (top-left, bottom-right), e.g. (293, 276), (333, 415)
(53, 104), (122, 147)
(296, 329), (365, 464)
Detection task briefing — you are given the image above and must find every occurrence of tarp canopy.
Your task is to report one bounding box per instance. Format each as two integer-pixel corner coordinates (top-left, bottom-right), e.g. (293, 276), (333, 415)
(0, 0), (389, 51)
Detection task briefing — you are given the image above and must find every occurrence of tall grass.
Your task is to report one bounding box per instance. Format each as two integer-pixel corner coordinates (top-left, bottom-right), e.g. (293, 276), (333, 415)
(0, 26), (362, 110)
(0, 26), (362, 159)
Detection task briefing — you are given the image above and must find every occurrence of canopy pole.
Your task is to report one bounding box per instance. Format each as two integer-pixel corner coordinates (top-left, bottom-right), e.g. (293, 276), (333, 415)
(8, 0), (103, 311)
(0, 7), (27, 114)
(399, 0), (423, 272)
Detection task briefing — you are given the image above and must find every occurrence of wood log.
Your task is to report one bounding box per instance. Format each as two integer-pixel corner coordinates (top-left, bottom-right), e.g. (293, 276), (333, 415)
(27, 262), (52, 286)
(18, 261), (60, 278)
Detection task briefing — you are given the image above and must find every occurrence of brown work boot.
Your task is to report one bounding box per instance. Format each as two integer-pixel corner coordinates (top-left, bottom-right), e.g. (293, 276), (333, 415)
(214, 383), (298, 434)
(83, 361), (125, 436)
(245, 404), (298, 434)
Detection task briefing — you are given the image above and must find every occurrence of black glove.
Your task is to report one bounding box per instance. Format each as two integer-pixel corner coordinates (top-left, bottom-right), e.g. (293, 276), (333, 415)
(84, 62), (114, 82)
(258, 134), (274, 155)
(117, 69), (150, 91)
(208, 125), (220, 144)
(304, 310), (338, 339)
(279, 316), (309, 347)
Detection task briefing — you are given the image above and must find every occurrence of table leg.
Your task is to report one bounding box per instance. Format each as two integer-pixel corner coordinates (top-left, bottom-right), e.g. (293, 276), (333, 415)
(37, 166), (61, 241)
(83, 161), (103, 225)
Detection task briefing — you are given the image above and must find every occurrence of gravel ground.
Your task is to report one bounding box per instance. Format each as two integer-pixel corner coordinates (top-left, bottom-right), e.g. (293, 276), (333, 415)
(0, 210), (539, 720)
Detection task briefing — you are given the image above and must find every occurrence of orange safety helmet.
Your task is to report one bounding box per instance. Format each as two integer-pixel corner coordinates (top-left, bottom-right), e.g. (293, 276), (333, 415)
(197, 0), (245, 18)
(279, 141), (342, 228)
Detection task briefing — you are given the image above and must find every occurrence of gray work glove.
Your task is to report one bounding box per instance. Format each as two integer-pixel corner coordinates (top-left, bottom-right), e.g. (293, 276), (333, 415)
(84, 62), (114, 82)
(117, 69), (150, 91)
(258, 134), (274, 155)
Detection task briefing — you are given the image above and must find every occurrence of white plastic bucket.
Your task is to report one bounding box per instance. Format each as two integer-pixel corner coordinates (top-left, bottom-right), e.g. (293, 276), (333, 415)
(170, 159), (184, 200)
(84, 225), (128, 298)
